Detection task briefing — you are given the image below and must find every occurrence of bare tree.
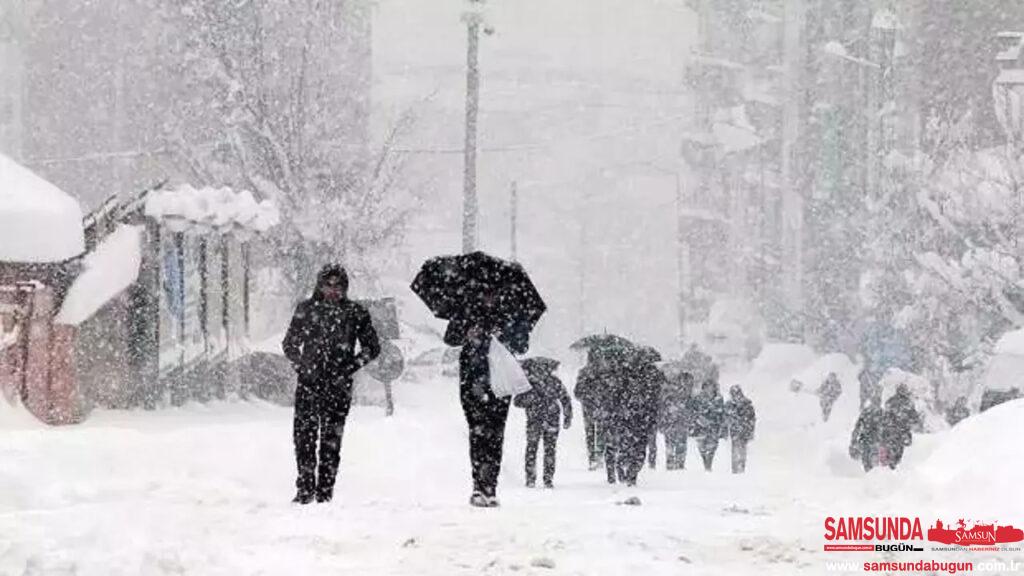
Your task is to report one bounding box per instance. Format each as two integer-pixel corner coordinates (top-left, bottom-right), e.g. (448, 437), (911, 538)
(163, 0), (421, 295)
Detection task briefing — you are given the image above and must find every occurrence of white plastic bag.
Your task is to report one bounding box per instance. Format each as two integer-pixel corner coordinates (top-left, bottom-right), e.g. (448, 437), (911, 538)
(487, 338), (532, 397)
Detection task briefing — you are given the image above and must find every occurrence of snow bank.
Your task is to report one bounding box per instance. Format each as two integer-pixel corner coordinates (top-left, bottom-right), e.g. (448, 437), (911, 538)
(0, 153), (84, 263)
(145, 185), (280, 233)
(55, 225), (143, 326)
(993, 328), (1024, 356)
(745, 343), (817, 388)
(903, 399), (1024, 518)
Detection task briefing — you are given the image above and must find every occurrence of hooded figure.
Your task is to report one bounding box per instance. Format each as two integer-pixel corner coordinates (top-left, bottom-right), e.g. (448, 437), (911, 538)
(724, 385), (756, 474)
(850, 395), (884, 472)
(514, 358), (572, 488)
(283, 265), (381, 504)
(660, 371), (696, 470)
(690, 366), (725, 471)
(818, 372), (842, 422)
(881, 384), (920, 469)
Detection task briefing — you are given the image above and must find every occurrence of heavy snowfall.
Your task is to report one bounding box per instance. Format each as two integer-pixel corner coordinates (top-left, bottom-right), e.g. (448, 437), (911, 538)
(3, 1), (1024, 575)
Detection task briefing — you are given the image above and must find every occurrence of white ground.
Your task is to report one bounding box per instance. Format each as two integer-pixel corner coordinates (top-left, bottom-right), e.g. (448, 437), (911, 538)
(2, 349), (1022, 575)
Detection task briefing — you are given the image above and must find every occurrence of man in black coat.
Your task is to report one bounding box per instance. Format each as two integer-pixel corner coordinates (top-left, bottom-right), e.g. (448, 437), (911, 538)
(660, 371), (695, 470)
(514, 358), (572, 488)
(604, 349), (660, 486)
(850, 395), (884, 472)
(574, 352), (610, 470)
(283, 265), (381, 504)
(691, 367), (725, 472)
(881, 384), (921, 469)
(444, 292), (529, 508)
(724, 385), (756, 474)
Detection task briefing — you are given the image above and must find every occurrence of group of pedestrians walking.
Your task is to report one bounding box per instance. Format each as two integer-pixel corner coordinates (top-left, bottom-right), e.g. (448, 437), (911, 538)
(849, 383), (922, 472)
(282, 259), (759, 508)
(571, 343), (757, 486)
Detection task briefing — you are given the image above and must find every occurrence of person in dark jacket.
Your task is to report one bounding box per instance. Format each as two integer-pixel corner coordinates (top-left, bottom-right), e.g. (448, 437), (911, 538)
(574, 352), (610, 470)
(444, 291), (528, 508)
(946, 396), (970, 427)
(818, 372), (842, 422)
(514, 358), (572, 488)
(881, 384), (920, 469)
(604, 348), (661, 486)
(690, 367), (725, 472)
(660, 371), (695, 470)
(282, 265), (381, 504)
(849, 395), (884, 472)
(724, 385), (756, 474)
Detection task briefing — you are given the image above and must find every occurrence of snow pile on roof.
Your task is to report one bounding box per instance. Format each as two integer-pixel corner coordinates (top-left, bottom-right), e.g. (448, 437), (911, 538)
(0, 153), (85, 263)
(55, 225), (143, 326)
(871, 9), (901, 30)
(905, 399), (1024, 518)
(145, 185), (280, 233)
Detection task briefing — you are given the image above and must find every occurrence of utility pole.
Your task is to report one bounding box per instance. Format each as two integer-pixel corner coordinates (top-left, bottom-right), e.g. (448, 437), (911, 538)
(509, 180), (518, 261)
(780, 0), (805, 335)
(461, 2), (484, 254)
(674, 172), (688, 352)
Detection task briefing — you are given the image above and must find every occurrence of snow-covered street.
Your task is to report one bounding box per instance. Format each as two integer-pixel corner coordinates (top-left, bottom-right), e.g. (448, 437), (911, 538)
(5, 352), (1018, 576)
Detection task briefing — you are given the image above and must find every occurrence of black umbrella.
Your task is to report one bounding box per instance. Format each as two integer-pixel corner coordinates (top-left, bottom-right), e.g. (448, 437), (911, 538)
(570, 333), (635, 353)
(411, 250), (547, 330)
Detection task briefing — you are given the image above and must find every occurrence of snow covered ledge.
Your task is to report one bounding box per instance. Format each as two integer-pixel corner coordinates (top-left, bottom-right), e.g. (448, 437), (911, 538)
(144, 184), (280, 237)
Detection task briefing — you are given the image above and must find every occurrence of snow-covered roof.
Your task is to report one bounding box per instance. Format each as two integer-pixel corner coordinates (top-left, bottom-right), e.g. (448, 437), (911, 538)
(55, 224), (142, 326)
(0, 154), (85, 263)
(871, 9), (901, 31)
(144, 185), (281, 234)
(996, 32), (1024, 63)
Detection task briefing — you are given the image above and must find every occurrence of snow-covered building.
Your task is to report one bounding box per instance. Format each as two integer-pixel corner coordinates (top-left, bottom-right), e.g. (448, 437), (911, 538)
(0, 153), (85, 424)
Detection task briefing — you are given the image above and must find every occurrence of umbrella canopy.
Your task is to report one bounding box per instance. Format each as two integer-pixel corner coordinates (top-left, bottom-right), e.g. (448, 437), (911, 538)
(636, 345), (662, 364)
(570, 333), (635, 353)
(520, 356), (560, 375)
(411, 251), (546, 330)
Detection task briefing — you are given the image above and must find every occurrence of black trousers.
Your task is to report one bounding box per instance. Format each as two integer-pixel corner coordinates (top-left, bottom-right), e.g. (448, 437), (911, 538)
(293, 382), (352, 498)
(698, 436), (719, 471)
(525, 415), (559, 485)
(582, 406), (604, 467)
(461, 387), (511, 498)
(605, 424), (649, 485)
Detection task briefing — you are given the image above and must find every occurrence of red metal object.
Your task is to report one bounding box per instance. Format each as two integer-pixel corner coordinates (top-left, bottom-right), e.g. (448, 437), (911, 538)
(0, 283), (82, 425)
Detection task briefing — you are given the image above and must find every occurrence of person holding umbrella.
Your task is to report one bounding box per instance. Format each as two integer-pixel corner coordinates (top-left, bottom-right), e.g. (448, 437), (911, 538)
(282, 265), (381, 504)
(412, 252), (546, 508)
(514, 357), (572, 488)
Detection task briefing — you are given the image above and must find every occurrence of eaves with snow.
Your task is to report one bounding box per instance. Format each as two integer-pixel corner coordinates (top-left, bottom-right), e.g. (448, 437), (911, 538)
(0, 153), (85, 264)
(144, 184), (281, 238)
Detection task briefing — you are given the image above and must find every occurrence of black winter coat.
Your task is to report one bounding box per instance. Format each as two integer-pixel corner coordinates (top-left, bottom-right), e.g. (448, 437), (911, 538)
(691, 390), (725, 439)
(514, 371), (572, 425)
(283, 294), (381, 387)
(725, 395), (756, 442)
